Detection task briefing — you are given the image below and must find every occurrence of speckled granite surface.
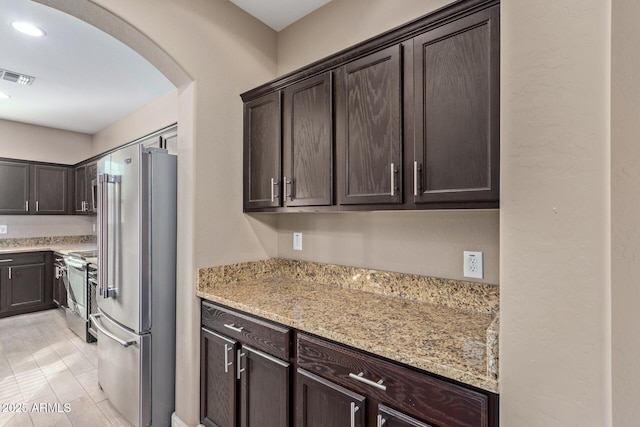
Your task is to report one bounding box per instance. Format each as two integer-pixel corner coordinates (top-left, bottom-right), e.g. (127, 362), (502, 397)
(0, 235), (97, 255)
(197, 258), (500, 393)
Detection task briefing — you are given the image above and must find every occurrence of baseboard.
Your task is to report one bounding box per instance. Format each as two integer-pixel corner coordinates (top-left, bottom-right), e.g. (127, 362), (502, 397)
(171, 412), (204, 427)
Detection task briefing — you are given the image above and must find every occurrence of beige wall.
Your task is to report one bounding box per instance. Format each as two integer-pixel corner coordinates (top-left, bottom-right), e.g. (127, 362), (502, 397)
(0, 119), (92, 164)
(611, 1), (639, 424)
(501, 1), (611, 426)
(0, 215), (94, 238)
(91, 89), (178, 155)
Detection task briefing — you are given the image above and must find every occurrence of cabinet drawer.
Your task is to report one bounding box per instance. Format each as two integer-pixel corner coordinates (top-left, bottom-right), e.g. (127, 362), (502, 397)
(201, 301), (290, 360)
(297, 334), (489, 427)
(0, 252), (46, 265)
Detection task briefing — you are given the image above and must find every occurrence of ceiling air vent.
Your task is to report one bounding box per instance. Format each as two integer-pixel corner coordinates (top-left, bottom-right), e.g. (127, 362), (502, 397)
(0, 68), (35, 85)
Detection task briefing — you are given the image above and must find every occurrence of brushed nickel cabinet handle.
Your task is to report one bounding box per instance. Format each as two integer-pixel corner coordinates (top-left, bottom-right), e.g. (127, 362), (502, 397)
(413, 161), (419, 196)
(224, 343), (233, 373)
(237, 349), (246, 379)
(284, 176), (293, 201)
(377, 414), (386, 427)
(350, 402), (360, 427)
(270, 178), (280, 202)
(390, 163), (398, 196)
(8, 267), (12, 279)
(0, 259), (13, 263)
(25, 200), (28, 211)
(35, 201), (39, 212)
(223, 323), (244, 333)
(349, 372), (387, 391)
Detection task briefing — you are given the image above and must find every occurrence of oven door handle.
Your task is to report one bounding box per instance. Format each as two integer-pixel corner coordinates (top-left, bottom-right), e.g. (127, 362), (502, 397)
(90, 313), (136, 348)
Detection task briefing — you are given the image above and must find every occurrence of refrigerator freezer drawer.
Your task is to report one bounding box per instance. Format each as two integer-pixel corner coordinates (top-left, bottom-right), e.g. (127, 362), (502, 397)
(93, 312), (151, 427)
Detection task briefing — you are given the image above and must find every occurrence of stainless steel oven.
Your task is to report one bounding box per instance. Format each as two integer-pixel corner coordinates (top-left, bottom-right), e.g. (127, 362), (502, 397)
(64, 251), (98, 342)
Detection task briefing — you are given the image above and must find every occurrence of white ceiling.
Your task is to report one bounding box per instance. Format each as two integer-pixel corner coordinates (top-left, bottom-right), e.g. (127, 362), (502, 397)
(230, 0), (332, 31)
(0, 0), (329, 135)
(0, 0), (175, 135)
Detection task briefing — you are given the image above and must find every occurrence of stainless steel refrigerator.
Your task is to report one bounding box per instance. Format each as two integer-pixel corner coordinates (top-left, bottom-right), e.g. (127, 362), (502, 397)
(90, 143), (177, 427)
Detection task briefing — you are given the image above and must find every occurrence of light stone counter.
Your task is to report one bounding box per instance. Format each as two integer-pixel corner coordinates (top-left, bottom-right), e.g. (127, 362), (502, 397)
(0, 235), (97, 255)
(197, 258), (499, 393)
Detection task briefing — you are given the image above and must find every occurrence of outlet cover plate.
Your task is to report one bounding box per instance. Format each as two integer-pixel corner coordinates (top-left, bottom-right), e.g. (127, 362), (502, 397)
(463, 251), (483, 279)
(293, 232), (302, 251)
(0, 225), (7, 234)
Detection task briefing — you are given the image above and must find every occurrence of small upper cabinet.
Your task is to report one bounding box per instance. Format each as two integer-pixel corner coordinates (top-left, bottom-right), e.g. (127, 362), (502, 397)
(243, 92), (282, 210)
(0, 160), (30, 214)
(74, 162), (97, 214)
(336, 45), (403, 206)
(411, 5), (499, 205)
(282, 72), (333, 207)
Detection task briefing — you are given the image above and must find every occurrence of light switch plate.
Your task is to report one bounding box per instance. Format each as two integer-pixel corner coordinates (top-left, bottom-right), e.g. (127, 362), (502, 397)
(464, 251), (483, 279)
(0, 225), (7, 234)
(293, 232), (302, 251)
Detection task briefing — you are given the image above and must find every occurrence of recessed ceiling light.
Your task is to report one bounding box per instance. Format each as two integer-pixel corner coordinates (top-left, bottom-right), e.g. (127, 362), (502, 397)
(0, 92), (10, 99)
(11, 21), (46, 37)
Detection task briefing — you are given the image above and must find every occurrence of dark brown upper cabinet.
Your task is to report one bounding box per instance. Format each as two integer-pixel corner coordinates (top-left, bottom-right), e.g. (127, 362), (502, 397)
(243, 92), (282, 210)
(282, 72), (333, 207)
(411, 5), (499, 205)
(241, 0), (499, 212)
(0, 160), (30, 214)
(31, 165), (69, 214)
(74, 162), (97, 214)
(336, 44), (403, 206)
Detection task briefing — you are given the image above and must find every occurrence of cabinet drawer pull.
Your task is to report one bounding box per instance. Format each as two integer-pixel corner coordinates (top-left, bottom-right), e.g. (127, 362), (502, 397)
(25, 200), (29, 211)
(284, 176), (293, 201)
(0, 259), (13, 263)
(8, 267), (12, 279)
(377, 415), (386, 427)
(390, 163), (398, 196)
(350, 402), (360, 427)
(349, 372), (387, 391)
(224, 343), (233, 373)
(223, 323), (244, 333)
(237, 349), (246, 379)
(36, 201), (39, 212)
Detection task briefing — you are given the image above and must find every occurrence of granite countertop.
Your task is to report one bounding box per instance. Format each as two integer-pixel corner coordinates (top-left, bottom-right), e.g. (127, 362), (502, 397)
(0, 235), (97, 258)
(197, 258), (499, 393)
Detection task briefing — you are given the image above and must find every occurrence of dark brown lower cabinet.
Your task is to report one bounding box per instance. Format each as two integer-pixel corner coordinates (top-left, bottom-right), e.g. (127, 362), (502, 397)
(378, 405), (433, 427)
(201, 328), (238, 427)
(240, 346), (290, 427)
(201, 301), (498, 427)
(200, 326), (290, 427)
(296, 369), (366, 427)
(0, 252), (53, 318)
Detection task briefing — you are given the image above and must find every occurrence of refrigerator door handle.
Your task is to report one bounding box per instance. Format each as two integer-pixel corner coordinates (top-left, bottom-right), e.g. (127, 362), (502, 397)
(99, 173), (121, 299)
(90, 313), (136, 348)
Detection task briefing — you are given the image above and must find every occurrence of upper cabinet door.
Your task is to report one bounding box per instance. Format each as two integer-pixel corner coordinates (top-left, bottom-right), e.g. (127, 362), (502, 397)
(0, 160), (30, 214)
(282, 73), (333, 207)
(336, 45), (403, 206)
(412, 5), (499, 205)
(32, 165), (68, 214)
(74, 165), (87, 214)
(244, 92), (282, 210)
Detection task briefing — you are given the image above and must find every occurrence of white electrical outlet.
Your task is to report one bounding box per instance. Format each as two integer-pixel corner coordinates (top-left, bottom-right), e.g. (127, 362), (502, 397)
(293, 232), (302, 251)
(0, 225), (7, 235)
(464, 251), (483, 279)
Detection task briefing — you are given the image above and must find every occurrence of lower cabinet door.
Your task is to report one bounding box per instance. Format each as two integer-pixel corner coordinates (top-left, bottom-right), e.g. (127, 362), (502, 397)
(5, 263), (45, 312)
(378, 405), (433, 427)
(240, 346), (290, 427)
(296, 369), (366, 427)
(201, 328), (238, 427)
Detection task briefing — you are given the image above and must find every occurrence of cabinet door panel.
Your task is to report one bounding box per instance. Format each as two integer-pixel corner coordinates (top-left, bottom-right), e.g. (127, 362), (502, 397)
(413, 6), (499, 204)
(283, 73), (332, 207)
(33, 165), (68, 214)
(378, 405), (434, 427)
(240, 346), (290, 427)
(0, 161), (30, 214)
(6, 264), (45, 311)
(201, 328), (238, 427)
(337, 45), (402, 205)
(244, 92), (282, 210)
(74, 165), (87, 213)
(296, 369), (365, 427)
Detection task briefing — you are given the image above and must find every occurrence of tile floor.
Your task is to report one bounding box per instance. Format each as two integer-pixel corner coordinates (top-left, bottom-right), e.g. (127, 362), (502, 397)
(0, 308), (133, 426)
